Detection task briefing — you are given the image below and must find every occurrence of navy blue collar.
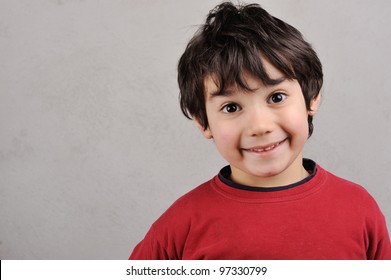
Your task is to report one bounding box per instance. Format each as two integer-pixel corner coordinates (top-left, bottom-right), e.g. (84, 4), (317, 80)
(218, 159), (317, 192)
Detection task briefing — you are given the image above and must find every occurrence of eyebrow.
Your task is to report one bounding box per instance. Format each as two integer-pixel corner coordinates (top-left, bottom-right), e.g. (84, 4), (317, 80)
(209, 88), (235, 99)
(208, 77), (287, 99)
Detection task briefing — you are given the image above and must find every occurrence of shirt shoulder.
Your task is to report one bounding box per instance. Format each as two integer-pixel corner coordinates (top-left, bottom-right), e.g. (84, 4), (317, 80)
(129, 177), (218, 260)
(320, 166), (379, 206)
(319, 166), (391, 259)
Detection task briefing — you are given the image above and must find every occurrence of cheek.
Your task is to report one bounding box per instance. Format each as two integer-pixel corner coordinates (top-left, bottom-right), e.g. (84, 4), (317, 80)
(290, 115), (309, 140)
(282, 110), (310, 138)
(215, 128), (236, 145)
(211, 125), (240, 151)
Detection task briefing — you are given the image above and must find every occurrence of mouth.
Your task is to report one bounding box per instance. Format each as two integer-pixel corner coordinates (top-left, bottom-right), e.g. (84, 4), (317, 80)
(243, 138), (287, 153)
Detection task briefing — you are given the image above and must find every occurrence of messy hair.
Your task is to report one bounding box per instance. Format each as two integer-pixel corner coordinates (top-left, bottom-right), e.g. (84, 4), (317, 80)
(178, 2), (323, 137)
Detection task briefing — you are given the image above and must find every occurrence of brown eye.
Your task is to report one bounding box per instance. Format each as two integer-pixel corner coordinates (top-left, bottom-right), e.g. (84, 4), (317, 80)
(222, 103), (240, 113)
(268, 92), (286, 104)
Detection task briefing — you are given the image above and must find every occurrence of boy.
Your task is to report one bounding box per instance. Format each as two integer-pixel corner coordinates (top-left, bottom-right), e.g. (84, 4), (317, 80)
(130, 2), (391, 259)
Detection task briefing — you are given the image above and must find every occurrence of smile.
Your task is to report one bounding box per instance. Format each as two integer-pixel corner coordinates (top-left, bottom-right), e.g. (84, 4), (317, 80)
(244, 138), (287, 153)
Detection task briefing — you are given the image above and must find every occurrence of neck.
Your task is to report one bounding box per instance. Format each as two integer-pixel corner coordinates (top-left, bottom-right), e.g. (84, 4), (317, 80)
(230, 157), (310, 188)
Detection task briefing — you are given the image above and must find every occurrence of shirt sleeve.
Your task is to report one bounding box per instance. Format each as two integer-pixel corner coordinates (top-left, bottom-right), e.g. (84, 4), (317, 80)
(365, 201), (391, 259)
(129, 225), (170, 260)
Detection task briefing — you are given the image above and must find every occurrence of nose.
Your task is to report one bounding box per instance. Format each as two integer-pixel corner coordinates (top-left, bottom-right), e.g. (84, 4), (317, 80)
(245, 106), (275, 137)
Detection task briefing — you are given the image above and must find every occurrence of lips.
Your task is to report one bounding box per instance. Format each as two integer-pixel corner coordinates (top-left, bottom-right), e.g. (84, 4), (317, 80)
(243, 138), (287, 153)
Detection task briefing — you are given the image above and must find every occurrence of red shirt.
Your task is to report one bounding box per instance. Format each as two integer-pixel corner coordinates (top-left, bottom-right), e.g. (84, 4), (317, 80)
(130, 160), (391, 259)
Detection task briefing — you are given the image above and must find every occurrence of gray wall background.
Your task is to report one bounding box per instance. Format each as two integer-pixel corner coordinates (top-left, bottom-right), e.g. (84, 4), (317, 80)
(1, 0), (390, 259)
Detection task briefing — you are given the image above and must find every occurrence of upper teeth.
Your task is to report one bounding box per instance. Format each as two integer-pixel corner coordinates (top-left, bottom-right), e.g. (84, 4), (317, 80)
(250, 142), (281, 152)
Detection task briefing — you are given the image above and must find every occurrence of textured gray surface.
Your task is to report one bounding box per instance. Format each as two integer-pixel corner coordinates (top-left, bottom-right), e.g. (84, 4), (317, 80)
(1, 0), (390, 259)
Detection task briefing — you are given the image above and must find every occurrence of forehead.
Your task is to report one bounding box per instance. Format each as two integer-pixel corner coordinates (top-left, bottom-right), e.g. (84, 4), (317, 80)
(204, 59), (286, 98)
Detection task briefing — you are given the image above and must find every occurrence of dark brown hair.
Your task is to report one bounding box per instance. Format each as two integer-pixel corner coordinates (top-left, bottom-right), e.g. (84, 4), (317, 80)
(178, 2), (323, 136)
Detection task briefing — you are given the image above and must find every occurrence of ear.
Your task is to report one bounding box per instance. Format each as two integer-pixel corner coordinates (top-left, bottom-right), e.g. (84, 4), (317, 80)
(308, 94), (321, 116)
(194, 119), (213, 139)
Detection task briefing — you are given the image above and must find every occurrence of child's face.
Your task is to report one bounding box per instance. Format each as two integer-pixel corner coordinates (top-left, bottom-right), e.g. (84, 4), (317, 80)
(199, 60), (320, 187)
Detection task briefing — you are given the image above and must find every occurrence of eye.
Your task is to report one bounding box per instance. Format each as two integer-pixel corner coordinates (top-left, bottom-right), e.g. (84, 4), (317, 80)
(222, 103), (241, 113)
(268, 92), (287, 104)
